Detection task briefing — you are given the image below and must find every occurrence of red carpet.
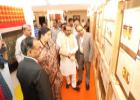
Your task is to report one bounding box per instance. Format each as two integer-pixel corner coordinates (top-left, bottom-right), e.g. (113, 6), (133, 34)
(61, 66), (97, 100)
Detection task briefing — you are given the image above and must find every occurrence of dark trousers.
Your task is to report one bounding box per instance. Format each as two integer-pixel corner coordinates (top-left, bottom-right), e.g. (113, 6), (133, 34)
(78, 54), (90, 85)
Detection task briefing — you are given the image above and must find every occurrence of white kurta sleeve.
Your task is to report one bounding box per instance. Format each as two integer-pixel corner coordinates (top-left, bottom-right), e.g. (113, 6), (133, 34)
(69, 35), (78, 54)
(15, 39), (24, 63)
(58, 36), (69, 56)
(56, 37), (61, 48)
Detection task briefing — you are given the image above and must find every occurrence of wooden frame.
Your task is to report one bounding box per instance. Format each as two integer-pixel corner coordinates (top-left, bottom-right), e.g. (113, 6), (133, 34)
(115, 8), (140, 99)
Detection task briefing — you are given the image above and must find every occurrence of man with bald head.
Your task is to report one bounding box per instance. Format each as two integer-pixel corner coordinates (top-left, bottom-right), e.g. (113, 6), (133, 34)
(15, 24), (32, 63)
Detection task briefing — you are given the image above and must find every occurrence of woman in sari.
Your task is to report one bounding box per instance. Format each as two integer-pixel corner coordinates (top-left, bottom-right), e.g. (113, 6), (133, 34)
(37, 28), (63, 100)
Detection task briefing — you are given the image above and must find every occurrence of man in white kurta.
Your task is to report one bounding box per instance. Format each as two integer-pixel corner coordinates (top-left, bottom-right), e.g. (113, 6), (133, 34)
(57, 25), (80, 91)
(15, 24), (31, 63)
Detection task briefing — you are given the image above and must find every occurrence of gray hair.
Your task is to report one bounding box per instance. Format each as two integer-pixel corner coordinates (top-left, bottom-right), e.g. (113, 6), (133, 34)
(22, 24), (31, 31)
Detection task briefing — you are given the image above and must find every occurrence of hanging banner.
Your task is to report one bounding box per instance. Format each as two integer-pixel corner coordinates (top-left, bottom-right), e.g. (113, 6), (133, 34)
(0, 5), (25, 28)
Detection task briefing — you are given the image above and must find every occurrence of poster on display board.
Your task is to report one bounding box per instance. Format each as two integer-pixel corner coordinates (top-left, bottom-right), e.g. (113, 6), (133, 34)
(102, 20), (115, 65)
(102, 0), (117, 45)
(96, 11), (104, 48)
(120, 8), (140, 55)
(103, 20), (115, 45)
(116, 48), (136, 96)
(95, 12), (99, 42)
(116, 7), (140, 99)
(101, 0), (117, 66)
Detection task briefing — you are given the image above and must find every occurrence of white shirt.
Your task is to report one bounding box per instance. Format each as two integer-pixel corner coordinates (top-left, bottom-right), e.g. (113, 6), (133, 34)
(66, 35), (78, 54)
(59, 34), (78, 76)
(15, 35), (26, 63)
(56, 31), (65, 47)
(51, 27), (60, 42)
(72, 27), (78, 37)
(57, 34), (78, 54)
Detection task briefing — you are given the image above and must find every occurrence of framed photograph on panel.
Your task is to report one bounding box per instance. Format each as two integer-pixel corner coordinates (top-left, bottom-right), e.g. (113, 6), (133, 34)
(73, 15), (80, 21)
(116, 7), (140, 99)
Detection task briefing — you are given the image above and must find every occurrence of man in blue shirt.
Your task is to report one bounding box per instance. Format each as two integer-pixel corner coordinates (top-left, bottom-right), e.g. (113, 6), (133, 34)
(33, 20), (39, 39)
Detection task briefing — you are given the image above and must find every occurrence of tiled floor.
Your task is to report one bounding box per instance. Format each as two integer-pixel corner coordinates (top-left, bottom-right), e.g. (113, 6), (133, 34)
(61, 65), (97, 100)
(11, 71), (23, 100)
(11, 71), (19, 89)
(11, 65), (97, 100)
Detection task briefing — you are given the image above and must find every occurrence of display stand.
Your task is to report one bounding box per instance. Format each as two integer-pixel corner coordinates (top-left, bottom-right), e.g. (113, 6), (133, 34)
(91, 0), (140, 99)
(91, 0), (127, 100)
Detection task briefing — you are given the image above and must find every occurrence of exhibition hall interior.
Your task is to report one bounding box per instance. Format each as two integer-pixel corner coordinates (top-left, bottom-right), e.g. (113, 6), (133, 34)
(0, 0), (140, 100)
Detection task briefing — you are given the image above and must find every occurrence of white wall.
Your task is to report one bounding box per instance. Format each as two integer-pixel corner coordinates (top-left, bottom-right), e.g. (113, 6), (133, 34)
(65, 10), (87, 23)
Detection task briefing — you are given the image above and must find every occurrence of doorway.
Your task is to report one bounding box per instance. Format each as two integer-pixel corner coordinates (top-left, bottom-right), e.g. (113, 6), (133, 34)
(39, 16), (46, 26)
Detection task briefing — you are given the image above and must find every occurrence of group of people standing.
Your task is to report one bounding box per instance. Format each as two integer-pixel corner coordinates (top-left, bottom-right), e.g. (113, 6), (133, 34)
(15, 17), (93, 100)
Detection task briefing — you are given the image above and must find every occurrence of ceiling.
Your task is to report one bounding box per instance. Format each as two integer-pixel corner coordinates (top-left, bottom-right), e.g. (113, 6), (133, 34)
(30, 0), (106, 12)
(31, 0), (91, 12)
(32, 4), (89, 12)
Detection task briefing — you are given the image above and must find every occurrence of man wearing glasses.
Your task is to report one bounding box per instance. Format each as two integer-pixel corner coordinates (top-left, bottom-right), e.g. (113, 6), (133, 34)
(17, 37), (53, 100)
(75, 24), (93, 90)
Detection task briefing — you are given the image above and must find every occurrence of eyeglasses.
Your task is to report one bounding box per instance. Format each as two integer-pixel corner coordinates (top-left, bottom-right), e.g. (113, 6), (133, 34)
(66, 30), (72, 32)
(32, 46), (42, 52)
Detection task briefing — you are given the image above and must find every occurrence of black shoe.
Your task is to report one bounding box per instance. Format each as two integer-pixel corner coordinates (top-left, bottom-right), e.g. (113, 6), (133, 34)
(86, 84), (90, 90)
(66, 84), (70, 89)
(82, 67), (84, 70)
(73, 86), (80, 91)
(77, 80), (82, 86)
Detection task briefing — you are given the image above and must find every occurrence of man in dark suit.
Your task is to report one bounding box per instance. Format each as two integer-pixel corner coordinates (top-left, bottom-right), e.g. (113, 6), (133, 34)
(75, 24), (94, 90)
(17, 37), (53, 100)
